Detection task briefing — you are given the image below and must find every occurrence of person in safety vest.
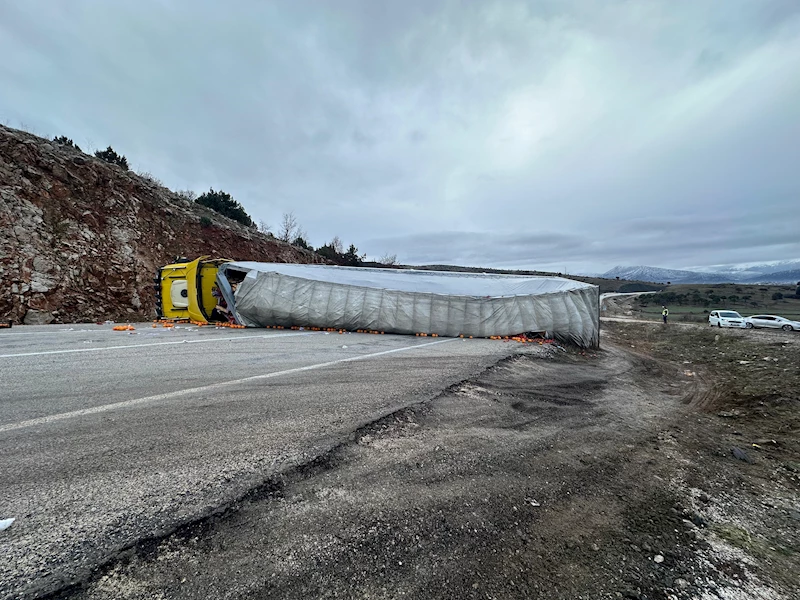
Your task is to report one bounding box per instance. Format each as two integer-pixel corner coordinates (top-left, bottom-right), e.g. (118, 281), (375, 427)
(662, 306), (669, 324)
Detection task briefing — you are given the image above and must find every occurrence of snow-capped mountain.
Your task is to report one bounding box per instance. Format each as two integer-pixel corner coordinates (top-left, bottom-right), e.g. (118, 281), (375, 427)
(601, 266), (731, 284)
(686, 259), (800, 280)
(739, 269), (800, 284)
(601, 262), (800, 284)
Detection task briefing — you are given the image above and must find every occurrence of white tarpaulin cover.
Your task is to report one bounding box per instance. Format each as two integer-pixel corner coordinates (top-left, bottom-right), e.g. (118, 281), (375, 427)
(220, 263), (599, 347)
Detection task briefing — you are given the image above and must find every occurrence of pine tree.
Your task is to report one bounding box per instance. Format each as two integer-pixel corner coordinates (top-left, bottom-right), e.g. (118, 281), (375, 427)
(94, 146), (129, 170)
(195, 188), (253, 227)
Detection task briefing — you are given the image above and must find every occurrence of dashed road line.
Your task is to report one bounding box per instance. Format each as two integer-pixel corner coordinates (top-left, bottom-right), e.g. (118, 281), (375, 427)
(0, 338), (456, 433)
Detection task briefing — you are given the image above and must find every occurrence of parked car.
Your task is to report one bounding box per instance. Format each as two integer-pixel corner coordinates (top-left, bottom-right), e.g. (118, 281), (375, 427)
(743, 315), (800, 331)
(708, 310), (746, 328)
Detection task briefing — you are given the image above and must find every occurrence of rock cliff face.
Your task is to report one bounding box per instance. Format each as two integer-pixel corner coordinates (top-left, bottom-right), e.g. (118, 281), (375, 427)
(0, 125), (322, 324)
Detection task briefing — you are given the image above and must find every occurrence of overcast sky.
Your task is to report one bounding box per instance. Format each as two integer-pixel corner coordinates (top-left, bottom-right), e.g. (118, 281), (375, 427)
(1, 1), (799, 273)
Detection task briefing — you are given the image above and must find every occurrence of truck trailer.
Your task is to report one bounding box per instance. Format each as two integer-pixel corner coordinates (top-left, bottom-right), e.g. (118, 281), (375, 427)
(154, 258), (600, 347)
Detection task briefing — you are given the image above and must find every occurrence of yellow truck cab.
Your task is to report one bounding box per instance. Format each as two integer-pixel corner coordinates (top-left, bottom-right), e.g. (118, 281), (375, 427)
(155, 256), (236, 323)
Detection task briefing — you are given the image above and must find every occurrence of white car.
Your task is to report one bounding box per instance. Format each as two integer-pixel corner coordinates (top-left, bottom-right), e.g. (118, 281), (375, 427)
(708, 310), (746, 328)
(743, 315), (800, 331)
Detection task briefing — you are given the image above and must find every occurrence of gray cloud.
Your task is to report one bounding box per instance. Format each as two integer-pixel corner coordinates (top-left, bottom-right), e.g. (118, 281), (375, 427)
(1, 0), (799, 273)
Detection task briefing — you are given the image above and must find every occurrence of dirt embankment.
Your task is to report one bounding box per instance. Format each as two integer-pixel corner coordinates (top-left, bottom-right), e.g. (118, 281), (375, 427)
(0, 125), (322, 325)
(62, 325), (800, 600)
(603, 321), (800, 597)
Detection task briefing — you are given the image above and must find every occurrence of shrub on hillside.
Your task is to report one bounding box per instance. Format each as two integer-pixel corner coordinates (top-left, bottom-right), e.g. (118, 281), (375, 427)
(315, 239), (365, 266)
(94, 146), (129, 170)
(316, 243), (338, 261)
(195, 188), (253, 227)
(379, 253), (398, 266)
(138, 171), (163, 186)
(53, 136), (81, 151)
(199, 216), (212, 228)
(177, 190), (197, 201)
(292, 236), (313, 251)
(257, 220), (272, 235)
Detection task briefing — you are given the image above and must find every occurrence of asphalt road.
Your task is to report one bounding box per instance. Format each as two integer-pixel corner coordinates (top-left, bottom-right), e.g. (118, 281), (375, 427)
(0, 324), (518, 599)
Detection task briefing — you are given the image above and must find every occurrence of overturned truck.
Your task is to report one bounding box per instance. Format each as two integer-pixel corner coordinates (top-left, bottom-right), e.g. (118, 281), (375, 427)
(157, 258), (599, 347)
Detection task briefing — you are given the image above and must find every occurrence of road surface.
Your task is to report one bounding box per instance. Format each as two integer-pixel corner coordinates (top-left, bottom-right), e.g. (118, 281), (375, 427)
(3, 323), (793, 599)
(0, 324), (519, 599)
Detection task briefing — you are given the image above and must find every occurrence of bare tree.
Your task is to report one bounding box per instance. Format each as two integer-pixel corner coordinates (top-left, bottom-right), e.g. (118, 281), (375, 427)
(138, 171), (163, 186)
(379, 252), (398, 266)
(278, 212), (297, 242)
(177, 189), (196, 201)
(331, 235), (343, 254)
(278, 211), (306, 243)
(258, 220), (272, 235)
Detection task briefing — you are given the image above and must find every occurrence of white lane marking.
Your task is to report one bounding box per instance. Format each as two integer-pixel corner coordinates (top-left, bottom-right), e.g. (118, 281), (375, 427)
(0, 332), (318, 359)
(0, 338), (456, 433)
(0, 329), (118, 336)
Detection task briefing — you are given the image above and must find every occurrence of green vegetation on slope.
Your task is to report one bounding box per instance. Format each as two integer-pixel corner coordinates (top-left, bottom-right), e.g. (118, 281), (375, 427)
(634, 283), (800, 322)
(195, 188), (254, 227)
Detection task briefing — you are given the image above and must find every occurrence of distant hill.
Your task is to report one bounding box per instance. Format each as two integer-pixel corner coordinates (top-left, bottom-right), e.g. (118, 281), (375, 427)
(603, 265), (800, 285)
(688, 259), (800, 281)
(602, 266), (731, 284)
(740, 269), (800, 284)
(414, 265), (663, 293)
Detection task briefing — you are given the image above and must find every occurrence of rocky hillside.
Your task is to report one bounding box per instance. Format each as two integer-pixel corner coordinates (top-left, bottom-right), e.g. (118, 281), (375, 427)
(0, 125), (323, 324)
